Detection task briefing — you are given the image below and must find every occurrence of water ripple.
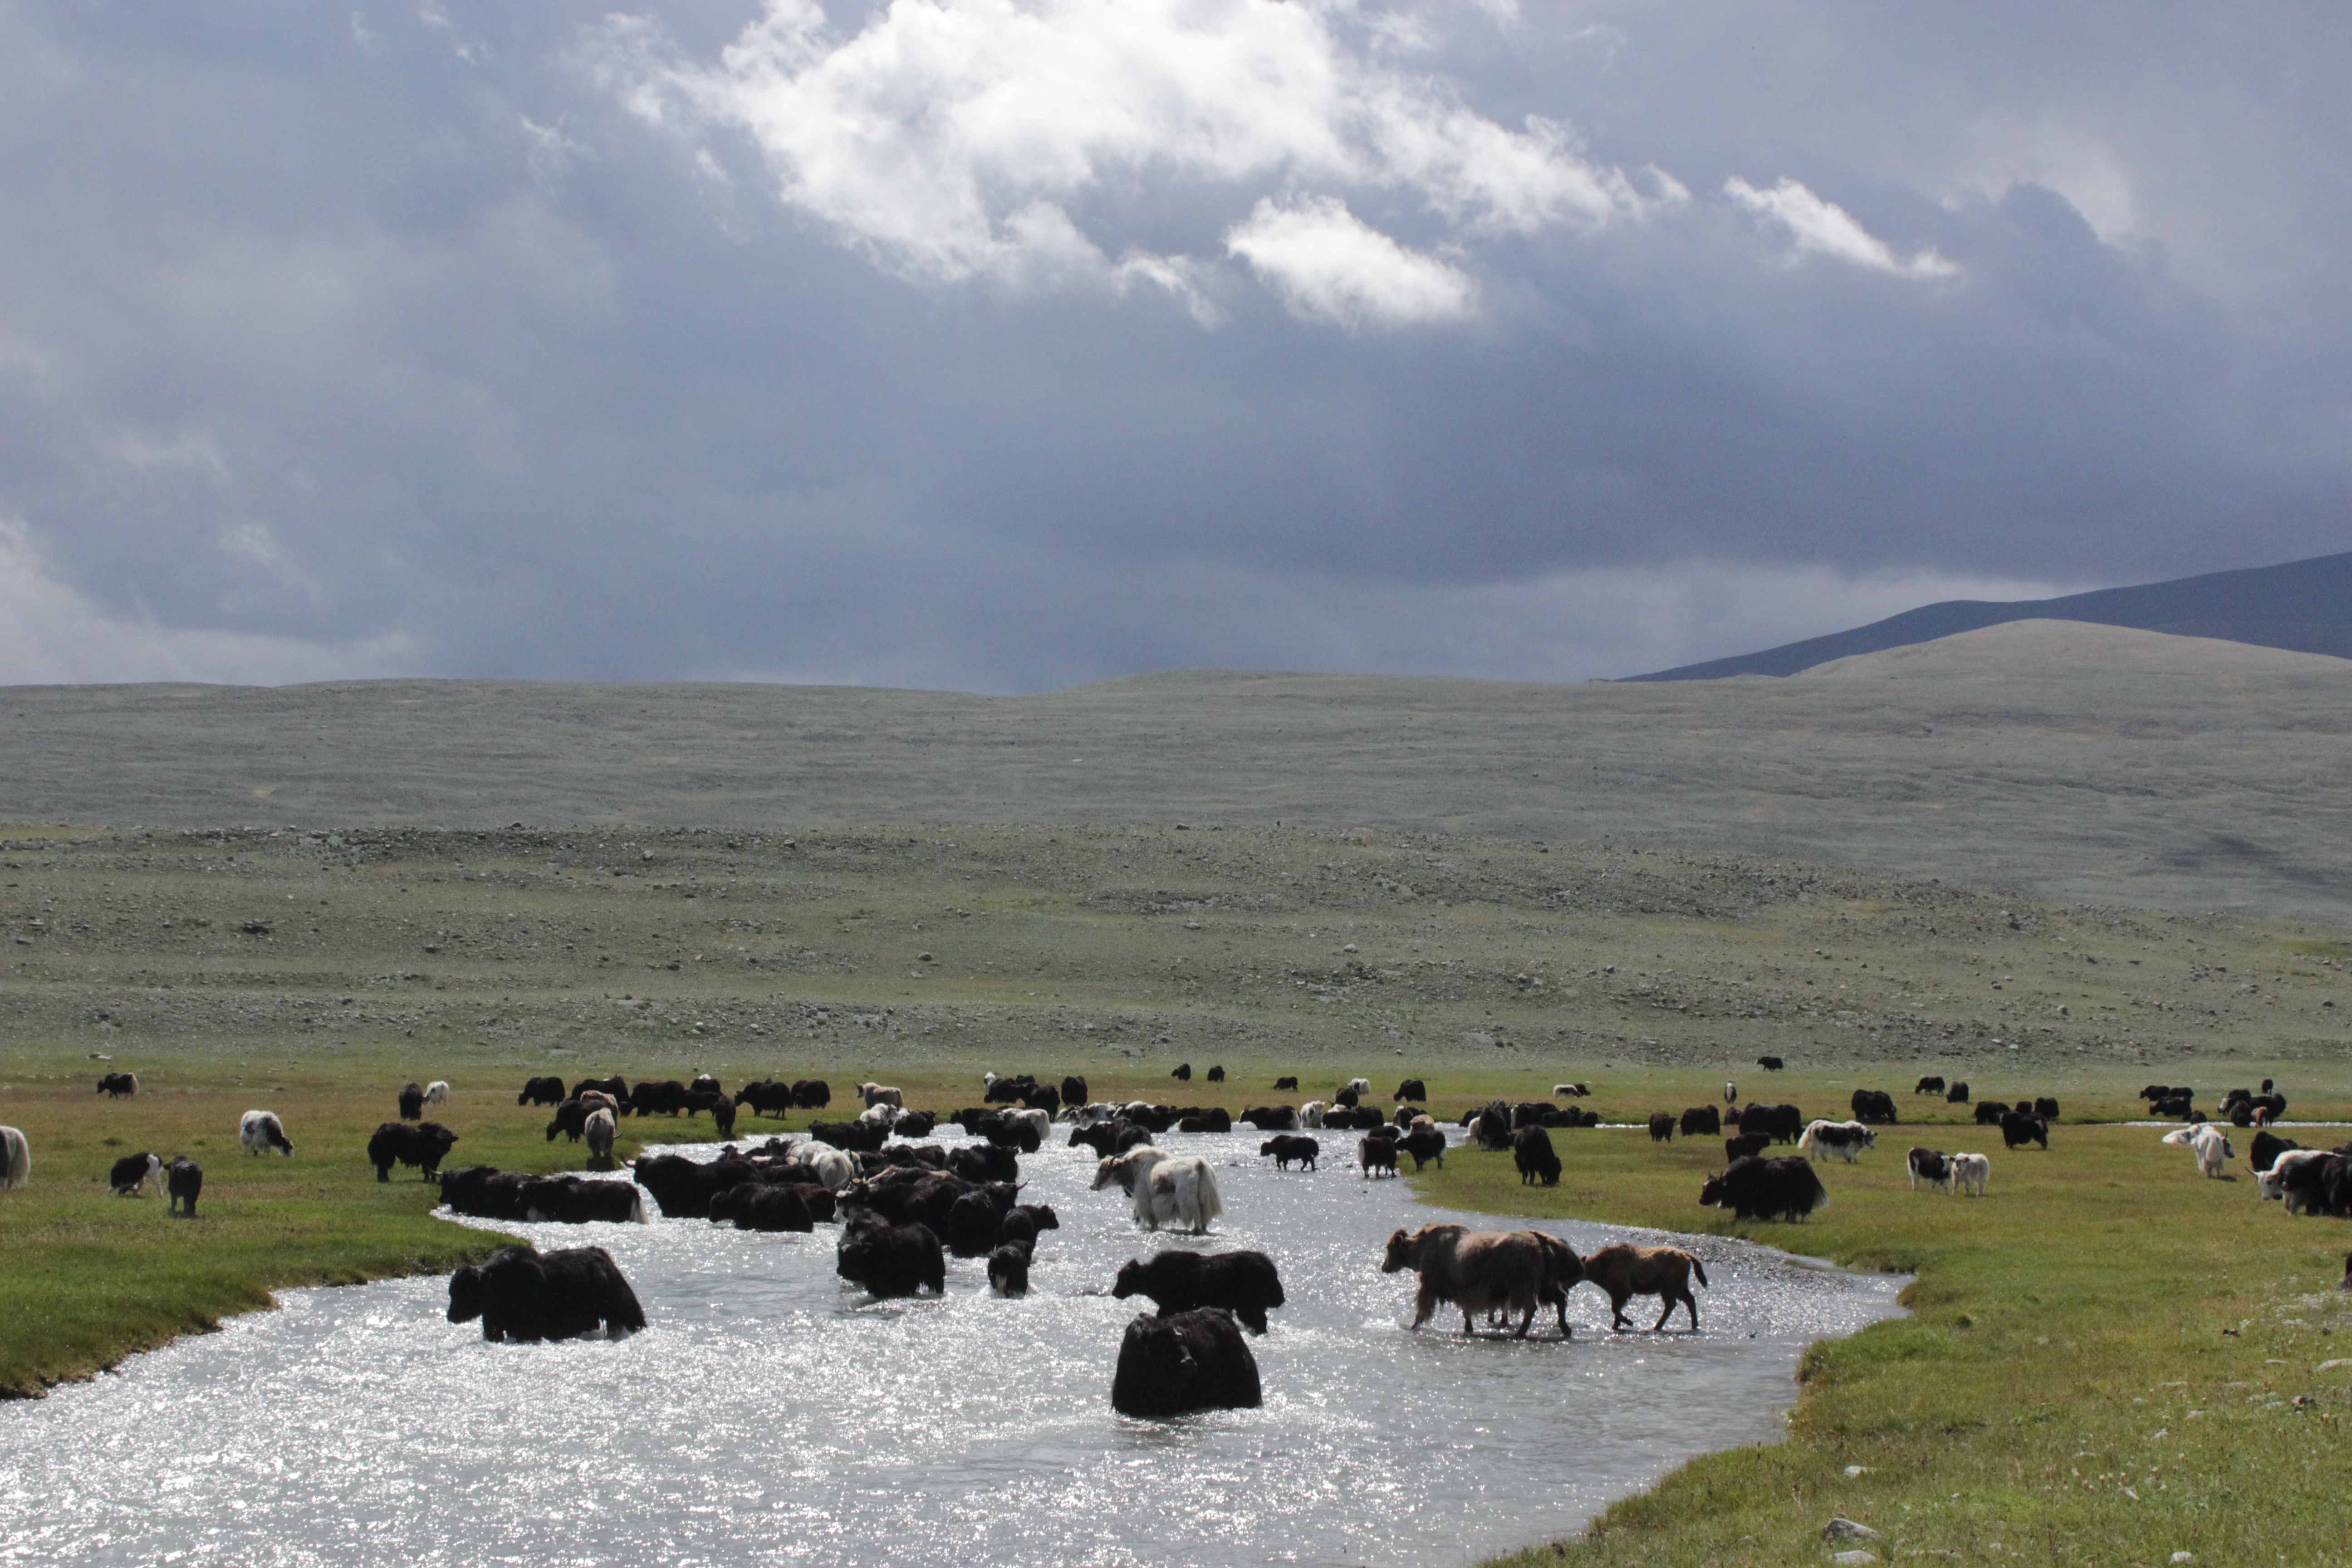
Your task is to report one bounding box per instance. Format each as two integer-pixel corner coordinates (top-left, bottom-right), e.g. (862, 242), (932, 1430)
(0, 1129), (1903, 1567)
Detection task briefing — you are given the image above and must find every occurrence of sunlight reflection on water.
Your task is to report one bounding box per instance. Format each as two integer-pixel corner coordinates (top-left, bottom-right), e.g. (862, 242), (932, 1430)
(0, 1128), (1902, 1567)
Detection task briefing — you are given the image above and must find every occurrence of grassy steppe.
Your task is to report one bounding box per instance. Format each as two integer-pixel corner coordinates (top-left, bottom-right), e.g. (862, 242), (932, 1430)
(1427, 1125), (2352, 1568)
(5, 820), (2351, 1566)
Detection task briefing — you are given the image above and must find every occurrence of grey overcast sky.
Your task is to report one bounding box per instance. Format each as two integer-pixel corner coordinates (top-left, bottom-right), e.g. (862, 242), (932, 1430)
(1, 1), (2346, 689)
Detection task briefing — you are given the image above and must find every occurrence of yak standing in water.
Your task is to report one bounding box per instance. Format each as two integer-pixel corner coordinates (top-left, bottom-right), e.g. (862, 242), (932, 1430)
(447, 1245), (646, 1343)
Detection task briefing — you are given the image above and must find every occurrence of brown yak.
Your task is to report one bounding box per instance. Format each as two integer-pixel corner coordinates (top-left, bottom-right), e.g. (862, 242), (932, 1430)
(1381, 1224), (1579, 1339)
(1580, 1242), (1707, 1332)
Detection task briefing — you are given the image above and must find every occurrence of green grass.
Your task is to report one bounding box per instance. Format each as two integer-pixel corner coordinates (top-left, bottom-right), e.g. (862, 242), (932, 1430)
(1420, 1120), (2352, 1568)
(7, 820), (2352, 1564)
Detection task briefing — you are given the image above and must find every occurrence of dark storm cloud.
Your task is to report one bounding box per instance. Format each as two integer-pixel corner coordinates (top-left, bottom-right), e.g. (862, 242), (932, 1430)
(0, 0), (2344, 688)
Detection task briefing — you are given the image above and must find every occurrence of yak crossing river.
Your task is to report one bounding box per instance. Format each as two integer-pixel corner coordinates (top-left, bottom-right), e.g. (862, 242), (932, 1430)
(0, 1124), (1903, 1567)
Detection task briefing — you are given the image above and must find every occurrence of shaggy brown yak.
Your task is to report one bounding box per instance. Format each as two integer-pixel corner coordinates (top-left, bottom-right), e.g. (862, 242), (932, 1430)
(1381, 1224), (1571, 1339)
(1580, 1242), (1708, 1331)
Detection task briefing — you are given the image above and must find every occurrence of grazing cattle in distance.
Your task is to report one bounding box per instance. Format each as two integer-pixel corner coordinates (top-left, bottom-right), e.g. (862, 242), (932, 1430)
(1580, 1243), (1706, 1331)
(628, 1080), (690, 1118)
(1472, 1103), (1515, 1151)
(1756, 1056), (1785, 1071)
(1344, 1078), (1373, 1100)
(518, 1076), (566, 1107)
(2273, 1152), (2350, 1217)
(239, 1109), (294, 1157)
(689, 1074), (723, 1098)
(1358, 1134), (1400, 1180)
(1700, 1156), (1828, 1222)
(1113, 1250), (1286, 1333)
(1273, 1076), (1298, 1091)
(1297, 1101), (1327, 1129)
(1949, 1152), (1989, 1197)
(1112, 1308), (1262, 1418)
(1394, 1078), (1427, 1102)
(1914, 1076), (1945, 1094)
(1061, 1074), (1089, 1108)
(548, 1099), (592, 1142)
(2172, 1124), (2232, 1178)
(1170, 1063), (1192, 1082)
(0, 1126), (27, 1190)
(571, 1075), (628, 1102)
(988, 1241), (1033, 1295)
(1259, 1135), (1319, 1171)
(1380, 1224), (1562, 1338)
(1849, 1090), (1899, 1126)
(109, 1152), (164, 1196)
(791, 1079), (833, 1109)
(1240, 1106), (1298, 1131)
(1724, 1132), (1770, 1163)
(735, 1081), (795, 1119)
(2000, 1112), (2050, 1151)
(2249, 1131), (2302, 1174)
(1514, 1126), (1561, 1187)
(423, 1080), (450, 1108)
(1907, 1147), (1951, 1192)
(1205, 1065), (1225, 1083)
(858, 1082), (904, 1109)
(368, 1121), (458, 1182)
(97, 1072), (138, 1098)
(166, 1156), (202, 1217)
(1739, 1103), (1806, 1145)
(397, 1082), (426, 1121)
(584, 1109), (617, 1168)
(683, 1091), (737, 1137)
(1799, 1120), (1876, 1164)
(1974, 1101), (2011, 1125)
(447, 1244), (646, 1343)
(836, 1213), (946, 1297)
(1723, 1080), (1735, 1104)
(1554, 1083), (1592, 1098)
(1946, 1081), (1971, 1104)
(2033, 1096), (2061, 1119)
(1681, 1106), (1722, 1137)
(1648, 1112), (1676, 1143)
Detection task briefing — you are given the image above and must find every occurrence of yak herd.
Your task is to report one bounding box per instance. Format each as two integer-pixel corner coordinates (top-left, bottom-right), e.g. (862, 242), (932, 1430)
(21, 1062), (2344, 1422)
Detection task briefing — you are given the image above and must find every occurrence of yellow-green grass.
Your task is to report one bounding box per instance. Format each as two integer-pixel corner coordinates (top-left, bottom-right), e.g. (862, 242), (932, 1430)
(1420, 1121), (2352, 1568)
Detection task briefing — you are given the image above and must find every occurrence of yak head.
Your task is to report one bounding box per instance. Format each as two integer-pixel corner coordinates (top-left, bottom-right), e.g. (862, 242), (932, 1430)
(1111, 1259), (1146, 1299)
(1698, 1174), (1728, 1208)
(446, 1265), (484, 1323)
(1379, 1228), (1425, 1275)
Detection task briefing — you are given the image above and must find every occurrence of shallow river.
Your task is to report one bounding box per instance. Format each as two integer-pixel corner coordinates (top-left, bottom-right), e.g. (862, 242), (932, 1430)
(0, 1129), (1903, 1568)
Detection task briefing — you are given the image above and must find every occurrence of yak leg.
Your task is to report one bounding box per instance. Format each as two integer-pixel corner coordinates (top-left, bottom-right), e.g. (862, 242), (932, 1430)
(1652, 1296), (1677, 1331)
(1609, 1290), (1632, 1331)
(1514, 1300), (1535, 1339)
(1411, 1284), (1441, 1330)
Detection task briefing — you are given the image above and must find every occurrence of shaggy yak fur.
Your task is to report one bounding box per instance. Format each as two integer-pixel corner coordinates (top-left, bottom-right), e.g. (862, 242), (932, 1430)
(1579, 1243), (1707, 1331)
(1380, 1223), (1582, 1339)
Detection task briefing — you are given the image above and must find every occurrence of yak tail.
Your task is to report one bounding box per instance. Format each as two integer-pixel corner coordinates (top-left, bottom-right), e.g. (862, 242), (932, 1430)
(1689, 1255), (1710, 1289)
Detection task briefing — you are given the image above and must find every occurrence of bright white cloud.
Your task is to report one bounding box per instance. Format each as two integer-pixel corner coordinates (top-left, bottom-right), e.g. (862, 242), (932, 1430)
(609, 0), (1659, 312)
(1725, 176), (1957, 280)
(1225, 196), (1472, 327)
(0, 519), (413, 686)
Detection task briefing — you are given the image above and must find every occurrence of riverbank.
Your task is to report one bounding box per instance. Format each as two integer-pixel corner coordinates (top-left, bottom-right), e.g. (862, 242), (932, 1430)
(1419, 1123), (2352, 1568)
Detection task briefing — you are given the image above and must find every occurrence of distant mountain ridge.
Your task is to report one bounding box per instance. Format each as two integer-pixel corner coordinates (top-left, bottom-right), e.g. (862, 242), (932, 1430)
(1622, 549), (2352, 681)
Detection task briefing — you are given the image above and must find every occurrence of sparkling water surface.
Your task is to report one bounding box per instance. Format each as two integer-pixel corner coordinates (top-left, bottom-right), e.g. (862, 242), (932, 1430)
(0, 1127), (1904, 1567)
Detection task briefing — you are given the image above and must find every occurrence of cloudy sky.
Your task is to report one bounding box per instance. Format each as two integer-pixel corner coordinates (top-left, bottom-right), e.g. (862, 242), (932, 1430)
(2, 1), (2346, 689)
